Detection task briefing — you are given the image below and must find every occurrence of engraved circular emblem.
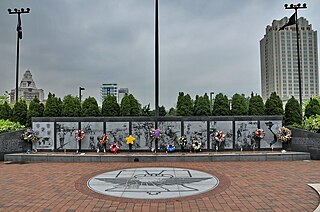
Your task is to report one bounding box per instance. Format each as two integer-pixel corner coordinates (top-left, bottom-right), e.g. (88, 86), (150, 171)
(87, 167), (219, 199)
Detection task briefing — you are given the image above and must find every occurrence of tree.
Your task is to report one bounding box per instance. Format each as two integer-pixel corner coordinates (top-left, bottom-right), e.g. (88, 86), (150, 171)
(305, 98), (320, 118)
(128, 94), (141, 116)
(81, 96), (100, 117)
(168, 107), (176, 116)
(248, 94), (265, 115)
(11, 99), (28, 125)
(176, 92), (193, 116)
(0, 102), (12, 120)
(212, 93), (230, 116)
(101, 95), (120, 116)
(27, 97), (44, 127)
(159, 105), (166, 116)
(284, 96), (302, 125)
(194, 93), (210, 116)
(62, 95), (81, 117)
(231, 93), (248, 116)
(141, 104), (152, 116)
(265, 92), (284, 115)
(44, 93), (62, 117)
(120, 94), (131, 116)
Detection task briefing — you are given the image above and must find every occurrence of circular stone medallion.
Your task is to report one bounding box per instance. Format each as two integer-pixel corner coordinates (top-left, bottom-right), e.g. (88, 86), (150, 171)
(87, 167), (219, 199)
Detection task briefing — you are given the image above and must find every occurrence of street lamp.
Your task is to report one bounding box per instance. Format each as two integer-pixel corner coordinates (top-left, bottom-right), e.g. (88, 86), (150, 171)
(210, 92), (214, 113)
(283, 3), (307, 111)
(79, 87), (85, 103)
(8, 8), (30, 103)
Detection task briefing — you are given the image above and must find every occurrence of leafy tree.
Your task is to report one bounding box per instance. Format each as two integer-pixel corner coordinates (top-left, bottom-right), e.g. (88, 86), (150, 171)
(168, 107), (176, 116)
(265, 92), (284, 115)
(141, 104), (152, 116)
(101, 95), (120, 116)
(194, 93), (210, 116)
(176, 92), (193, 116)
(0, 102), (12, 120)
(284, 96), (302, 125)
(212, 93), (230, 116)
(62, 95), (81, 117)
(81, 96), (100, 117)
(231, 93), (248, 116)
(159, 105), (166, 116)
(248, 94), (265, 115)
(120, 94), (131, 116)
(44, 93), (62, 117)
(305, 98), (320, 118)
(26, 97), (44, 127)
(11, 99), (27, 125)
(128, 94), (141, 116)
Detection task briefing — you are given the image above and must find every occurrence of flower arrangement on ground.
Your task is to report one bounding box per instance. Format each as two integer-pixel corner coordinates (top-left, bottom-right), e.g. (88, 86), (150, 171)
(166, 143), (176, 153)
(110, 143), (120, 154)
(276, 127), (292, 142)
(214, 131), (225, 151)
(192, 140), (202, 152)
(20, 128), (39, 143)
(75, 130), (85, 141)
(178, 135), (187, 149)
(255, 129), (266, 139)
(150, 128), (162, 139)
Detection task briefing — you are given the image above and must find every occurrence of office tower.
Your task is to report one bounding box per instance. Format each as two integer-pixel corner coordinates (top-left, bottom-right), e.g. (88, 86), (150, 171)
(100, 83), (118, 102)
(260, 17), (318, 101)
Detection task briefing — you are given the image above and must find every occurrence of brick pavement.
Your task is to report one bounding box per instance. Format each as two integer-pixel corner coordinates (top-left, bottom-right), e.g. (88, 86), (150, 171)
(0, 160), (319, 211)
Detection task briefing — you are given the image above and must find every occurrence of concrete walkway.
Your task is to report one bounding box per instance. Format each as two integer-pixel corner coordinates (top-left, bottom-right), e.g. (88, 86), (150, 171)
(0, 160), (319, 211)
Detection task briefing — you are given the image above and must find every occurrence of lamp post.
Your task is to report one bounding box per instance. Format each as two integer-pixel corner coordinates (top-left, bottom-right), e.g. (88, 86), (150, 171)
(8, 8), (30, 103)
(79, 87), (85, 103)
(283, 3), (307, 111)
(154, 0), (159, 150)
(210, 92), (215, 113)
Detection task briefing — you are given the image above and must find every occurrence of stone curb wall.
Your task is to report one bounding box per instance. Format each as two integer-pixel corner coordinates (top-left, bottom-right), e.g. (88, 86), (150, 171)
(0, 130), (29, 161)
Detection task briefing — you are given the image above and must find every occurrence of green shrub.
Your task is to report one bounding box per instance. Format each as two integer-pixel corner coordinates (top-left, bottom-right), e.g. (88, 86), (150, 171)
(0, 119), (24, 134)
(301, 115), (320, 133)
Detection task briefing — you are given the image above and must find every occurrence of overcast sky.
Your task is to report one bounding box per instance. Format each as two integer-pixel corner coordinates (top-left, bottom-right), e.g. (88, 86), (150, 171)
(0, 0), (319, 109)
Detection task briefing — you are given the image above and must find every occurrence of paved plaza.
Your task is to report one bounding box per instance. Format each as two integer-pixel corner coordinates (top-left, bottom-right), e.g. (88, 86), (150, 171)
(0, 160), (319, 211)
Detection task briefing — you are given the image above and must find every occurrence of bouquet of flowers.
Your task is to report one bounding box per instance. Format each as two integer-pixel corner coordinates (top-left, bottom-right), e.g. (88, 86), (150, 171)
(192, 140), (202, 151)
(178, 136), (187, 147)
(166, 143), (176, 152)
(150, 128), (162, 139)
(276, 127), (292, 142)
(214, 131), (225, 142)
(75, 130), (85, 141)
(20, 128), (39, 143)
(99, 134), (109, 144)
(110, 143), (120, 154)
(255, 129), (266, 139)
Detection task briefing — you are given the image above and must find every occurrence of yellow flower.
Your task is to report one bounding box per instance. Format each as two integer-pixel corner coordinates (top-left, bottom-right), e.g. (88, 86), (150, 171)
(126, 135), (135, 145)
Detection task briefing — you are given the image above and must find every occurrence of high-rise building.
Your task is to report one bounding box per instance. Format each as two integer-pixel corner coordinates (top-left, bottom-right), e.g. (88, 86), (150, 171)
(10, 69), (45, 104)
(260, 17), (318, 101)
(100, 83), (118, 102)
(118, 88), (129, 103)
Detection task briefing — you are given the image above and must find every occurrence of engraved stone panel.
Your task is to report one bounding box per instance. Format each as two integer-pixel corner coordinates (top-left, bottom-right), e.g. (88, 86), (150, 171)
(132, 122), (155, 150)
(158, 121), (181, 150)
(235, 121), (258, 151)
(32, 122), (54, 150)
(80, 122), (103, 150)
(106, 122), (129, 149)
(56, 122), (78, 150)
(184, 121), (207, 149)
(209, 121), (233, 150)
(260, 120), (282, 149)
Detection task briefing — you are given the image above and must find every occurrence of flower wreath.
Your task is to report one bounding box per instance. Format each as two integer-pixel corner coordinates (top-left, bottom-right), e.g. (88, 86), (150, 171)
(110, 143), (120, 153)
(150, 128), (161, 139)
(255, 129), (266, 139)
(21, 128), (39, 143)
(99, 134), (109, 144)
(192, 140), (202, 150)
(75, 130), (85, 141)
(166, 143), (176, 152)
(214, 131), (225, 142)
(178, 136), (187, 147)
(126, 135), (135, 145)
(276, 127), (292, 142)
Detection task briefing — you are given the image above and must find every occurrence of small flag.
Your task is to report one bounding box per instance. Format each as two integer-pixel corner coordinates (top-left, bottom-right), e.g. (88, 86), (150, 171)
(279, 12), (296, 31)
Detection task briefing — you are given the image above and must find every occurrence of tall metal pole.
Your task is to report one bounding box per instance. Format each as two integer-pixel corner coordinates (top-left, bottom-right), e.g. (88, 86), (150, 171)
(284, 3), (307, 112)
(155, 0), (159, 151)
(79, 87), (85, 103)
(8, 8), (30, 103)
(155, 0), (159, 117)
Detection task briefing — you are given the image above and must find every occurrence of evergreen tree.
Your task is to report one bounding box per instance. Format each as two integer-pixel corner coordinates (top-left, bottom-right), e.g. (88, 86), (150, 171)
(62, 95), (81, 117)
(44, 93), (62, 117)
(128, 94), (141, 116)
(0, 102), (12, 120)
(284, 96), (302, 125)
(27, 97), (44, 127)
(168, 107), (176, 116)
(11, 99), (28, 125)
(176, 92), (193, 116)
(248, 94), (265, 115)
(159, 105), (166, 116)
(81, 96), (100, 117)
(212, 93), (230, 116)
(265, 92), (284, 115)
(305, 98), (320, 118)
(141, 104), (152, 116)
(231, 93), (248, 116)
(120, 94), (131, 116)
(101, 95), (120, 116)
(194, 94), (210, 116)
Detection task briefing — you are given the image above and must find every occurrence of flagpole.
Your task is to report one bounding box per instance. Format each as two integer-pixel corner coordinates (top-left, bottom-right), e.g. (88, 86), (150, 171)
(283, 3), (307, 112)
(8, 8), (30, 103)
(155, 0), (159, 150)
